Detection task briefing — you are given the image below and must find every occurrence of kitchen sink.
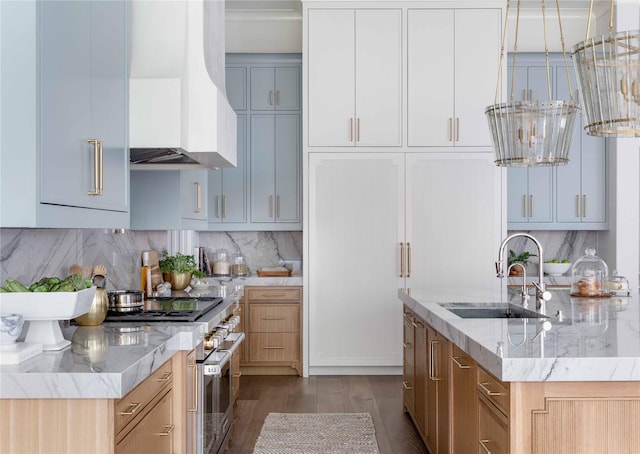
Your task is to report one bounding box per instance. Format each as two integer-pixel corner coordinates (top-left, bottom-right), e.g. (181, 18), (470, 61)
(439, 303), (549, 319)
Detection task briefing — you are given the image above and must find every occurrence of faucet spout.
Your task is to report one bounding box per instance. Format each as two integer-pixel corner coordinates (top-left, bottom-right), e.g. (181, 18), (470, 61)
(496, 233), (550, 314)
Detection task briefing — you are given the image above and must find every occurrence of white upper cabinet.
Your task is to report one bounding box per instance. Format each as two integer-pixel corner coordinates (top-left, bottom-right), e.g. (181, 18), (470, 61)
(307, 9), (402, 147)
(407, 9), (501, 148)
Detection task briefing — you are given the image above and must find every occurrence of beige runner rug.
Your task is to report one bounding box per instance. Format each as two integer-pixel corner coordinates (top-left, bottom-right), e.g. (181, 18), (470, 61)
(253, 412), (380, 454)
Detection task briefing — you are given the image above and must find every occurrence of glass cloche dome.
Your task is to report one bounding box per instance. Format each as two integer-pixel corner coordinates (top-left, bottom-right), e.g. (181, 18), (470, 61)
(570, 247), (609, 297)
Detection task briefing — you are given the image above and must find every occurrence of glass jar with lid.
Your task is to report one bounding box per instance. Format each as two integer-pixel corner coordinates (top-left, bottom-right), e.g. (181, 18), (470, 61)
(212, 249), (231, 276)
(604, 270), (630, 296)
(231, 253), (248, 277)
(570, 247), (609, 297)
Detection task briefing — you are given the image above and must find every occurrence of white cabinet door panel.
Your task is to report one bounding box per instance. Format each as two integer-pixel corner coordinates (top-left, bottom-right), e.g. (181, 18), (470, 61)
(309, 154), (404, 367)
(355, 9), (401, 147)
(407, 9), (454, 146)
(307, 9), (355, 146)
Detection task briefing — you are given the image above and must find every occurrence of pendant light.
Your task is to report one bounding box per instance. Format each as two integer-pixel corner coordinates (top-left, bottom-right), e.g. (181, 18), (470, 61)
(486, 0), (579, 166)
(571, 0), (640, 137)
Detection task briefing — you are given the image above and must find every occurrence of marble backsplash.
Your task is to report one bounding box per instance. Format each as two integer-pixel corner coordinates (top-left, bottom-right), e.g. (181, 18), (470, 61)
(0, 229), (302, 291)
(1, 228), (592, 290)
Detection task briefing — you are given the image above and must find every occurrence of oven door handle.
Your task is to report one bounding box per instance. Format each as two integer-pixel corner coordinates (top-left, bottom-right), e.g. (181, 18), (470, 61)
(219, 332), (245, 355)
(203, 350), (232, 376)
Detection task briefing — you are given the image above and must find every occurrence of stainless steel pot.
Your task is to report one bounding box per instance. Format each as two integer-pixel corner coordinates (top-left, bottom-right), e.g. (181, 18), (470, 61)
(107, 290), (144, 312)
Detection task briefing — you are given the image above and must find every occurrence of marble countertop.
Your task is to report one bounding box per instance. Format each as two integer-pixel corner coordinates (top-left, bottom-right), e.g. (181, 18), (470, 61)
(0, 291), (241, 399)
(202, 272), (303, 287)
(400, 288), (639, 382)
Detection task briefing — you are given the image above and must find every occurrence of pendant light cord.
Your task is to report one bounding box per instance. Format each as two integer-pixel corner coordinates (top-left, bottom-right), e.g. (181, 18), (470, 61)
(555, 0), (574, 103)
(494, 0), (513, 105)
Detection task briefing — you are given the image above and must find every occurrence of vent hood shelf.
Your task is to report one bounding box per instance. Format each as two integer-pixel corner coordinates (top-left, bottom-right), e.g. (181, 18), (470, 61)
(129, 0), (237, 170)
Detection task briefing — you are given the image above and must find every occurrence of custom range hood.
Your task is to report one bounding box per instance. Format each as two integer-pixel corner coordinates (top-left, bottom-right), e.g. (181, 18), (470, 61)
(129, 0), (237, 170)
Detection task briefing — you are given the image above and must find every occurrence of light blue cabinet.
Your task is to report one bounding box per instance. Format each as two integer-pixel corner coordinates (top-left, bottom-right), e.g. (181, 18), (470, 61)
(251, 115), (300, 224)
(208, 115), (248, 226)
(180, 170), (208, 222)
(250, 67), (300, 111)
(506, 53), (608, 230)
(225, 67), (247, 111)
(1, 0), (129, 228)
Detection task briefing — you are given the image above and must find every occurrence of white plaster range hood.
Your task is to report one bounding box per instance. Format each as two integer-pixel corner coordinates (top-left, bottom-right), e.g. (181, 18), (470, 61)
(129, 0), (237, 170)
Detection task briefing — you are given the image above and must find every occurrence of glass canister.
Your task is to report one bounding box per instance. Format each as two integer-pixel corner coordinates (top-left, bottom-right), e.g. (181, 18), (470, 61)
(570, 247), (609, 297)
(231, 253), (248, 277)
(604, 270), (630, 296)
(212, 249), (231, 276)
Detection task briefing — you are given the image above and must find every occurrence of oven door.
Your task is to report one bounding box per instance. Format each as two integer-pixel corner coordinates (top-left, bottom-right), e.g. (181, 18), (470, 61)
(198, 350), (232, 454)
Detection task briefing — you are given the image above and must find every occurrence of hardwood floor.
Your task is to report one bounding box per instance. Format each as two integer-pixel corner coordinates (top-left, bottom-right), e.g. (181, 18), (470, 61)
(227, 375), (428, 454)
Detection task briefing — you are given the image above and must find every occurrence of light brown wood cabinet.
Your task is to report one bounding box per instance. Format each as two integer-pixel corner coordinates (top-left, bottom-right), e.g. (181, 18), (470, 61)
(402, 306), (450, 454)
(450, 344), (478, 454)
(241, 286), (302, 375)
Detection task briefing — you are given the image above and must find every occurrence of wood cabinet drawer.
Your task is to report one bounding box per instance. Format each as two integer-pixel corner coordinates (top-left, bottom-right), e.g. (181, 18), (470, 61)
(477, 366), (509, 416)
(114, 359), (173, 435)
(247, 287), (301, 302)
(116, 388), (174, 453)
(478, 394), (509, 454)
(250, 304), (299, 332)
(249, 333), (299, 362)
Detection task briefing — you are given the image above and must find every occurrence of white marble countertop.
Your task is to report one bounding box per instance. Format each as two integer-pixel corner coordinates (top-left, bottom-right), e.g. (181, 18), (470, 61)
(202, 272), (303, 287)
(0, 291), (241, 399)
(399, 288), (639, 382)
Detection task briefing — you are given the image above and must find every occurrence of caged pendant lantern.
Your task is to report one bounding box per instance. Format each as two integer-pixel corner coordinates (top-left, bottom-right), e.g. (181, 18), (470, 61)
(571, 0), (640, 137)
(486, 0), (579, 166)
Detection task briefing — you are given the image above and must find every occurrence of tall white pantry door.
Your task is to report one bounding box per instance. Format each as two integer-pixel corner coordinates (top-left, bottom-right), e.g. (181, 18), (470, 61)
(308, 154), (405, 368)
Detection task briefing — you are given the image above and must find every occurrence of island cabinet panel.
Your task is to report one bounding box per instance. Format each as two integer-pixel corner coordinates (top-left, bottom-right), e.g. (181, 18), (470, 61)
(0, 356), (181, 454)
(402, 309), (416, 415)
(450, 344), (478, 454)
(242, 286), (302, 375)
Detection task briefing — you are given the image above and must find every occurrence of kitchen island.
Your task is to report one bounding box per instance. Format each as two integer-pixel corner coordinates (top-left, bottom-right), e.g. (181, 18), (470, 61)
(400, 288), (640, 453)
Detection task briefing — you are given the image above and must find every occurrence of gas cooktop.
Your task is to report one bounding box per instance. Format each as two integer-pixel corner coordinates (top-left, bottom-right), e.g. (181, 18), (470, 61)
(104, 296), (223, 322)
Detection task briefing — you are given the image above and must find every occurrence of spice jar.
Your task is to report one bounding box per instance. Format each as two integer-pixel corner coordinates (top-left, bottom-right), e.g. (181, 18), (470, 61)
(231, 253), (248, 277)
(212, 249), (231, 276)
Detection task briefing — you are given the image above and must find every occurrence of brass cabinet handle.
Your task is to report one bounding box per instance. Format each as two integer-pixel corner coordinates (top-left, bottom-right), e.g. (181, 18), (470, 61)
(479, 439), (492, 454)
(356, 118), (360, 142)
(576, 194), (581, 217)
(522, 89), (527, 101)
(478, 381), (506, 397)
(217, 195), (221, 218)
(450, 356), (471, 369)
(400, 242), (405, 277)
(276, 90), (280, 106)
(188, 364), (198, 412)
(402, 381), (413, 390)
(429, 340), (442, 381)
(269, 195), (274, 218)
(522, 194), (528, 218)
(262, 316), (286, 320)
(583, 194), (587, 217)
(349, 118), (354, 142)
(119, 402), (141, 415)
(529, 89), (533, 100)
(157, 371), (173, 382)
(456, 117), (460, 142)
(98, 140), (103, 194)
(448, 118), (453, 142)
(87, 139), (102, 196)
(269, 90), (273, 106)
(529, 194), (534, 217)
(261, 292), (286, 298)
(156, 425), (175, 436)
(407, 242), (411, 278)
(233, 372), (242, 378)
(194, 182), (201, 213)
(403, 342), (411, 349)
(223, 195), (227, 218)
(276, 195), (280, 218)
(263, 346), (285, 350)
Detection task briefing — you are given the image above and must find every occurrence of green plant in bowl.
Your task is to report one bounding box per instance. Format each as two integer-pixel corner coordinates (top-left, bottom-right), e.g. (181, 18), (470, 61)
(159, 251), (205, 290)
(508, 249), (537, 275)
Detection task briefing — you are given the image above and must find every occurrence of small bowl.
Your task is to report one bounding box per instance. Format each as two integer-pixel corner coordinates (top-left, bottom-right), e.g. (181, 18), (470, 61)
(0, 313), (24, 345)
(543, 262), (571, 276)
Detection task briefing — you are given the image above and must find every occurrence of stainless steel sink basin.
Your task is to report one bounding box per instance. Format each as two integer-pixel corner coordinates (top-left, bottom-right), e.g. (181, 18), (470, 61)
(439, 303), (548, 319)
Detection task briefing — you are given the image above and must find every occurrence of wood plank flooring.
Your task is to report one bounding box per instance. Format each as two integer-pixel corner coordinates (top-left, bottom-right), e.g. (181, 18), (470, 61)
(227, 375), (428, 454)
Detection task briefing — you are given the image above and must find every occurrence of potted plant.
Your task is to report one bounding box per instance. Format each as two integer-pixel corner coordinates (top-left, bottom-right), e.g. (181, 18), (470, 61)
(508, 249), (537, 276)
(159, 251), (205, 290)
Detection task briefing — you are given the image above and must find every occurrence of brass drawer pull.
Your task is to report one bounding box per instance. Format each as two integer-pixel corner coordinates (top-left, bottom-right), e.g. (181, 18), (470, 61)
(263, 346), (285, 350)
(261, 293), (286, 298)
(233, 372), (242, 378)
(478, 381), (506, 396)
(194, 182), (201, 213)
(402, 381), (413, 390)
(479, 439), (492, 453)
(156, 425), (175, 436)
(188, 364), (198, 413)
(450, 356), (471, 369)
(157, 371), (173, 382)
(119, 402), (141, 416)
(429, 340), (442, 381)
(262, 316), (286, 320)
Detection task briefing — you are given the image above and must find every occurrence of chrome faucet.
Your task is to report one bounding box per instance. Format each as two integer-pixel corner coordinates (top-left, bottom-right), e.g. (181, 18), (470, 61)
(496, 233), (552, 314)
(506, 262), (530, 308)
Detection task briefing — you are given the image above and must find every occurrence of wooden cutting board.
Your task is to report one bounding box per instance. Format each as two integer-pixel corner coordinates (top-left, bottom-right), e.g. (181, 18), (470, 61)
(147, 250), (163, 288)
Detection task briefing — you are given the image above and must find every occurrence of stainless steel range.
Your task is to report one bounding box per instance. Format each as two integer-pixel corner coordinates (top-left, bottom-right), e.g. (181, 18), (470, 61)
(103, 296), (223, 322)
